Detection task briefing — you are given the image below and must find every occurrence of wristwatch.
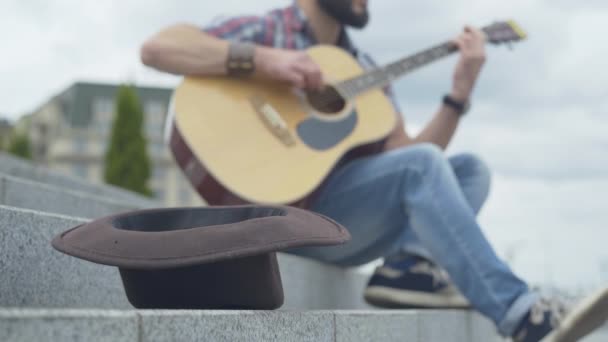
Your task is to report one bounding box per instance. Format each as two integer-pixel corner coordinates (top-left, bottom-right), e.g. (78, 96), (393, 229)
(442, 94), (471, 116)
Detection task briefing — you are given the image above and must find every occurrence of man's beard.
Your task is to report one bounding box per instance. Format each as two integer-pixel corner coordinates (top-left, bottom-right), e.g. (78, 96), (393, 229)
(317, 0), (369, 29)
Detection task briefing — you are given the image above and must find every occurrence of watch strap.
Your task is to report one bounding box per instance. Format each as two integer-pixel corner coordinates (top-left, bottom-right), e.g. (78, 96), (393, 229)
(443, 94), (470, 115)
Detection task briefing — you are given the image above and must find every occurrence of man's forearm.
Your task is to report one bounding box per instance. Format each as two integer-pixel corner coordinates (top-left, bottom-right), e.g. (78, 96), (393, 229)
(411, 104), (461, 150)
(140, 24), (230, 76)
(383, 104), (461, 151)
(140, 24), (297, 83)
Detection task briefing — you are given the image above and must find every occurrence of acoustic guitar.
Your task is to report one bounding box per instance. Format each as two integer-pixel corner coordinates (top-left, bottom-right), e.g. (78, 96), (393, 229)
(169, 21), (527, 205)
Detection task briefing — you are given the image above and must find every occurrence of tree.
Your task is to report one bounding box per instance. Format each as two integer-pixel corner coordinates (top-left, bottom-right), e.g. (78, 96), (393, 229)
(103, 84), (152, 196)
(7, 132), (32, 160)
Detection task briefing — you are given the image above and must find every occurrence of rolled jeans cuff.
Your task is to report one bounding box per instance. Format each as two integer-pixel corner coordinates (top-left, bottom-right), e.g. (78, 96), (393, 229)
(497, 290), (540, 336)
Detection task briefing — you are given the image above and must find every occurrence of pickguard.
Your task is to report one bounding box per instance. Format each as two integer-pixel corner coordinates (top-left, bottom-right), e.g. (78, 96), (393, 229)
(296, 111), (358, 150)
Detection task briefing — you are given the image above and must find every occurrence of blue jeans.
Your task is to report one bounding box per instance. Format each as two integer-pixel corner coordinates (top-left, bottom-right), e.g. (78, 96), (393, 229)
(288, 143), (538, 336)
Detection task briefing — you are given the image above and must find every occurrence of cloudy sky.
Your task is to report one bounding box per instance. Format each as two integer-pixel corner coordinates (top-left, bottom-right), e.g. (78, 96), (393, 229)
(2, 0), (607, 291)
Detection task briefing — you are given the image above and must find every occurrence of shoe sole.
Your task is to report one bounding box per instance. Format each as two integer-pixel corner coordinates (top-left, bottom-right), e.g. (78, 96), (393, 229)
(542, 287), (608, 342)
(364, 285), (470, 309)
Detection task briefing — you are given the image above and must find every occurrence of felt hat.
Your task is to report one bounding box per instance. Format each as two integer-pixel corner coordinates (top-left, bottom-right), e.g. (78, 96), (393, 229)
(52, 205), (350, 310)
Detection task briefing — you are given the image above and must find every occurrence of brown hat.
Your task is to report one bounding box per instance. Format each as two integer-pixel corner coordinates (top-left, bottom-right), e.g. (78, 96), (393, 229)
(52, 205), (350, 310)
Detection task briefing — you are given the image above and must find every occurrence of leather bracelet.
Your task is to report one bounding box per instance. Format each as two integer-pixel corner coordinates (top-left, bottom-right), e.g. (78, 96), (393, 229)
(226, 42), (256, 77)
(443, 94), (470, 116)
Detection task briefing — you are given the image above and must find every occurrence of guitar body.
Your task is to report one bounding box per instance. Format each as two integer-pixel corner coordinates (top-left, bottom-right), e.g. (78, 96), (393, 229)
(170, 45), (397, 205)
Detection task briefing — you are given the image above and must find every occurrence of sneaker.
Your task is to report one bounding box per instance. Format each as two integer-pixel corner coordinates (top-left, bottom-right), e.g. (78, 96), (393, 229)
(513, 287), (608, 342)
(363, 256), (470, 309)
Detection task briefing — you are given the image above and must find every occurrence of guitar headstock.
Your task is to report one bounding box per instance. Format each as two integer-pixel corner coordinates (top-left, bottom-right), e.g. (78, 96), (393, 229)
(483, 20), (527, 45)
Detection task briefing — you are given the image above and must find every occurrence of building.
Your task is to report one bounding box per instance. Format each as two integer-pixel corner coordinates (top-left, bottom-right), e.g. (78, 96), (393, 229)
(23, 81), (202, 206)
(0, 117), (12, 148)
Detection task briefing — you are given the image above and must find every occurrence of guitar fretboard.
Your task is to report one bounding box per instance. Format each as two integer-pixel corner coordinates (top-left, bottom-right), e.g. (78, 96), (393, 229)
(334, 25), (502, 99)
(335, 42), (457, 99)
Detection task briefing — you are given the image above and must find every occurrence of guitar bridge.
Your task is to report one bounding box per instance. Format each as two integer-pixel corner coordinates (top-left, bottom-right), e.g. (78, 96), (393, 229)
(249, 95), (295, 146)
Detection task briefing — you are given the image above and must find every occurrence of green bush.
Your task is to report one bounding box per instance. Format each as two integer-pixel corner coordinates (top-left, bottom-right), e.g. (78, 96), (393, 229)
(103, 84), (152, 197)
(7, 132), (32, 160)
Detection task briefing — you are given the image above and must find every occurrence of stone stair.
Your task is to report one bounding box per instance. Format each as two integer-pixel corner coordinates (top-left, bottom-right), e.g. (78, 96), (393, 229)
(0, 205), (370, 310)
(0, 309), (500, 342)
(0, 152), (158, 207)
(0, 153), (504, 341)
(0, 174), (144, 219)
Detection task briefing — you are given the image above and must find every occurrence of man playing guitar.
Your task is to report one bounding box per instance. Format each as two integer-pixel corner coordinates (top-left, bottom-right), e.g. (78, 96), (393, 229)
(141, 1), (608, 340)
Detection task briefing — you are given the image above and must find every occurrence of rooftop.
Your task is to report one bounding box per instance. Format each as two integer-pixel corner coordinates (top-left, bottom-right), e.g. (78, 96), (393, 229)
(43, 81), (173, 128)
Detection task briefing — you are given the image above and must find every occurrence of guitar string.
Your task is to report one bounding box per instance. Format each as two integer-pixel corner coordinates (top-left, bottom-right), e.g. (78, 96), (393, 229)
(304, 43), (457, 109)
(298, 35), (512, 108)
(284, 26), (516, 111)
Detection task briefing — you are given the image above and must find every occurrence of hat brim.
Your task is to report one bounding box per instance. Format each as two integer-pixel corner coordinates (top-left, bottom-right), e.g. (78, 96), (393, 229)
(51, 205), (350, 270)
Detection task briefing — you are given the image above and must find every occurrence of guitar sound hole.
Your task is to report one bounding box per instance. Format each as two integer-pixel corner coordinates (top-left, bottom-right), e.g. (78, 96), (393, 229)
(306, 86), (346, 115)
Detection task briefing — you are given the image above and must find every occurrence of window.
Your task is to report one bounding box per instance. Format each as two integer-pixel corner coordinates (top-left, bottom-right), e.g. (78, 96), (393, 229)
(145, 101), (166, 137)
(145, 101), (166, 119)
(147, 141), (165, 155)
(157, 142), (165, 153)
(37, 145), (47, 158)
(179, 189), (191, 204)
(98, 121), (111, 136)
(154, 188), (165, 201)
(72, 163), (88, 179)
(179, 180), (194, 204)
(92, 97), (114, 116)
(73, 136), (87, 153)
(92, 97), (114, 137)
(153, 166), (166, 182)
(38, 123), (48, 137)
(101, 138), (110, 153)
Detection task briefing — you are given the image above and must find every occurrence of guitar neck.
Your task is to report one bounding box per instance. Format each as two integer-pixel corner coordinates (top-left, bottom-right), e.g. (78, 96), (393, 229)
(333, 21), (518, 99)
(335, 40), (458, 99)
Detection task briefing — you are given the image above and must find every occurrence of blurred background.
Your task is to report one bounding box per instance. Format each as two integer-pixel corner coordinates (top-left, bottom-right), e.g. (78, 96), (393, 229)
(1, 0), (607, 296)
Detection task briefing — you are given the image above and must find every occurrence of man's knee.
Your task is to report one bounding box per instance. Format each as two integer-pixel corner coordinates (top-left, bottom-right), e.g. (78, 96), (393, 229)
(453, 153), (492, 194)
(400, 143), (444, 167)
(459, 153), (490, 176)
(386, 143), (450, 182)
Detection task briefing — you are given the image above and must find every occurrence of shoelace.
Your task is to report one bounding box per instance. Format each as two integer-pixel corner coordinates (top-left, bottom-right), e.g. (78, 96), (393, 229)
(529, 297), (567, 328)
(513, 297), (570, 342)
(409, 260), (450, 287)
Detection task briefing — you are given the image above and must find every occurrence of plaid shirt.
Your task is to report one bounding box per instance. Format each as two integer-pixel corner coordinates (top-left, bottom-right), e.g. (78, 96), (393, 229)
(203, 3), (402, 113)
(178, 3), (404, 207)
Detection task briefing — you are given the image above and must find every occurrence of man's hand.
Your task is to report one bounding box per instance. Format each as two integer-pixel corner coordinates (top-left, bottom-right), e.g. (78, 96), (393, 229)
(451, 26), (486, 101)
(255, 47), (324, 90)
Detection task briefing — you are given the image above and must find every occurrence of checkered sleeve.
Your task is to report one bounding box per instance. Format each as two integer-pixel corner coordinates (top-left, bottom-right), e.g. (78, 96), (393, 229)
(203, 15), (266, 44)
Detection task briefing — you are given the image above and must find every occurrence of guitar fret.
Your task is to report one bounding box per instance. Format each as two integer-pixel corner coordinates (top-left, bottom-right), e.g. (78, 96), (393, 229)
(336, 22), (505, 99)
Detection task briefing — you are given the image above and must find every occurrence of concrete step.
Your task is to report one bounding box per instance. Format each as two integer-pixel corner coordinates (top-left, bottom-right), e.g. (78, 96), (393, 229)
(0, 173), (145, 218)
(0, 308), (502, 342)
(0, 205), (370, 310)
(0, 152), (158, 206)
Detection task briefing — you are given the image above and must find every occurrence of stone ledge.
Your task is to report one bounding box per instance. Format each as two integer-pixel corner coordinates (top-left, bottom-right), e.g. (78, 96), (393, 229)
(0, 173), (144, 218)
(0, 309), (138, 342)
(0, 309), (502, 342)
(0, 152), (158, 205)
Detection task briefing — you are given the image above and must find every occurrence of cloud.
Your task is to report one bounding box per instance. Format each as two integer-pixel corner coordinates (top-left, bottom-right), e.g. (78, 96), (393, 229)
(0, 0), (287, 117)
(451, 103), (608, 179)
(351, 0), (608, 116)
(479, 174), (608, 289)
